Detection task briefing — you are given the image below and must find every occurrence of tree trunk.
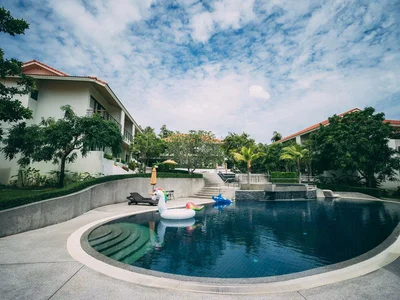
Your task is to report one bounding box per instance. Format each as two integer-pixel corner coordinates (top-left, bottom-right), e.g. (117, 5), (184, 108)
(247, 169), (250, 184)
(59, 156), (67, 188)
(297, 160), (301, 184)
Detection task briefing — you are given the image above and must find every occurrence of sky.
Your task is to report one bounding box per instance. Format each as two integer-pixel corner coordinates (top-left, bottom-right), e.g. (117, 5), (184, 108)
(1, 0), (400, 143)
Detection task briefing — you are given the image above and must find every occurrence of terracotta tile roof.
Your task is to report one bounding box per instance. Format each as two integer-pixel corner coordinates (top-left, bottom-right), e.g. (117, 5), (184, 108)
(22, 60), (108, 85)
(22, 60), (69, 76)
(279, 108), (361, 143)
(384, 120), (400, 126)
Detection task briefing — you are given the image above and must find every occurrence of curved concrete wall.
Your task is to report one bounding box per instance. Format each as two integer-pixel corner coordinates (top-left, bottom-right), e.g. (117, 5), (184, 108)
(0, 177), (204, 237)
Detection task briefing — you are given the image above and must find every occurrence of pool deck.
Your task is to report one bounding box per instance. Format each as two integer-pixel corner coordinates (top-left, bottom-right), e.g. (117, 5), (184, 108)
(1, 197), (400, 300)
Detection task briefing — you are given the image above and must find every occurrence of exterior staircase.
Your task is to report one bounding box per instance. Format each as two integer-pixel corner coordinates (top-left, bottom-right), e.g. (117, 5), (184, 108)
(191, 173), (239, 200)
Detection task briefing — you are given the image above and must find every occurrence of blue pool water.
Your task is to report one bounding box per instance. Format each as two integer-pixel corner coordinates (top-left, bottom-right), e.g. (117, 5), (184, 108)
(88, 200), (400, 278)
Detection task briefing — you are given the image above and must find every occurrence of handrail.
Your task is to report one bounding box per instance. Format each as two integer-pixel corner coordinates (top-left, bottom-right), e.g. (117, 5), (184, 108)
(94, 110), (121, 129)
(123, 129), (133, 143)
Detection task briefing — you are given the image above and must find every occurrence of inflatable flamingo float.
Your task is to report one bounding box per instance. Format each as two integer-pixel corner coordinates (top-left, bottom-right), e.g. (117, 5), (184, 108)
(152, 189), (195, 219)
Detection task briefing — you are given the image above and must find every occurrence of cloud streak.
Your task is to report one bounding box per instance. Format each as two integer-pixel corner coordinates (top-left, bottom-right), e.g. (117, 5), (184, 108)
(1, 0), (399, 143)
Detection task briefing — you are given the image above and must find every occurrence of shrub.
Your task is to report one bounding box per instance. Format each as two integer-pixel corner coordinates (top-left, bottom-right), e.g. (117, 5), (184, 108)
(128, 161), (137, 171)
(270, 171), (298, 183)
(103, 153), (113, 160)
(0, 173), (203, 210)
(122, 165), (129, 172)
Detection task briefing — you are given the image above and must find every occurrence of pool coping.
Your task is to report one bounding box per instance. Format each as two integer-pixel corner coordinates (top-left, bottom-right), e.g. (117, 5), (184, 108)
(67, 198), (400, 294)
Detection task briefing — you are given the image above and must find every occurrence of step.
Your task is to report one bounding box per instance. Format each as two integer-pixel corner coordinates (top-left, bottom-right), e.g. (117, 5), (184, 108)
(88, 226), (112, 242)
(119, 226), (152, 264)
(100, 224), (142, 257)
(89, 226), (123, 247)
(93, 226), (131, 252)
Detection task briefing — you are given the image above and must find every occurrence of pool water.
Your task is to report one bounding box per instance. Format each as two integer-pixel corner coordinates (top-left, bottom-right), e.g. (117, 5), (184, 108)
(88, 199), (400, 278)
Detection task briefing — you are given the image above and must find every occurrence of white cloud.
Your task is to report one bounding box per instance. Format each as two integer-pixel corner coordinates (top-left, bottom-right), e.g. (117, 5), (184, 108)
(248, 85), (271, 100)
(190, 12), (215, 43)
(189, 0), (256, 42)
(2, 0), (399, 144)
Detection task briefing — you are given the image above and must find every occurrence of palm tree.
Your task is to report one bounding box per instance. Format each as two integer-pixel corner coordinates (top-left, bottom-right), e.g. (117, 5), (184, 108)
(233, 146), (262, 184)
(271, 131), (282, 143)
(280, 144), (308, 183)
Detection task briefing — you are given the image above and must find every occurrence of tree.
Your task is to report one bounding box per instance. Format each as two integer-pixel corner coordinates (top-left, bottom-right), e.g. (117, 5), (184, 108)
(159, 124), (173, 139)
(308, 107), (400, 187)
(222, 132), (255, 170)
(130, 126), (166, 171)
(0, 7), (34, 140)
(280, 144), (308, 183)
(271, 131), (282, 143)
(233, 146), (262, 184)
(166, 130), (224, 173)
(2, 105), (123, 187)
(262, 143), (284, 172)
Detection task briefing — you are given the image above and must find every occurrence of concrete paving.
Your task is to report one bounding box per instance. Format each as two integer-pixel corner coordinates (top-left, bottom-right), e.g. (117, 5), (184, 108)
(0, 197), (399, 300)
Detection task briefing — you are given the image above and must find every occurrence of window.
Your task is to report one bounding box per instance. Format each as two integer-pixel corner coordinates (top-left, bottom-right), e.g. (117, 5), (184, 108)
(90, 96), (105, 111)
(30, 90), (39, 100)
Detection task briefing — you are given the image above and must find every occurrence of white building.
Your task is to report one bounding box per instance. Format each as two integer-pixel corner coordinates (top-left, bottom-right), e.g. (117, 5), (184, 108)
(278, 108), (400, 189)
(0, 60), (141, 184)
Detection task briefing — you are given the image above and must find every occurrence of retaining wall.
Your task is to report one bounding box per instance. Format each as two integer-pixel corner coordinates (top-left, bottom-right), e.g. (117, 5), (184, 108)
(0, 177), (204, 237)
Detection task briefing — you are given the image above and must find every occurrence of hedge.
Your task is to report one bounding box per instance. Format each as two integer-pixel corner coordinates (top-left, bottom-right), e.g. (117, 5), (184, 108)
(0, 172), (202, 211)
(270, 172), (298, 184)
(316, 183), (389, 199)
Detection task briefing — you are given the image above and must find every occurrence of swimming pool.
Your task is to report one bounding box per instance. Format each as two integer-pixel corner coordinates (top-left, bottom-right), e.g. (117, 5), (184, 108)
(87, 199), (400, 278)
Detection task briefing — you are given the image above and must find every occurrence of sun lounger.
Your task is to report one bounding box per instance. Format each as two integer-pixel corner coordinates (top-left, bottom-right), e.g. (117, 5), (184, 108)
(127, 192), (158, 206)
(322, 189), (340, 198)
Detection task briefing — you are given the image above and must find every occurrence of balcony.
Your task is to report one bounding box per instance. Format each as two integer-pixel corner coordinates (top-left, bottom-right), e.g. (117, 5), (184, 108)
(93, 109), (121, 130)
(124, 129), (133, 144)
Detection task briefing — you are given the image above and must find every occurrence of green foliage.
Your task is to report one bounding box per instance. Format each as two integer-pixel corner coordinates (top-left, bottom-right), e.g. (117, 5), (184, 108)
(222, 132), (255, 170)
(127, 160), (137, 171)
(271, 131), (282, 143)
(0, 7), (34, 140)
(10, 167), (51, 187)
(2, 105), (123, 187)
(270, 171), (298, 183)
(316, 174), (365, 187)
(103, 153), (113, 160)
(156, 162), (174, 172)
(260, 143), (285, 172)
(233, 146), (263, 183)
(0, 173), (203, 210)
(159, 124), (173, 138)
(166, 130), (224, 173)
(309, 107), (400, 187)
(280, 144), (309, 183)
(130, 126), (166, 168)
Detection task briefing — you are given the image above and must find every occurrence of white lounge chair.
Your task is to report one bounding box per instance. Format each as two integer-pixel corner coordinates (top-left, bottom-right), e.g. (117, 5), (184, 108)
(322, 189), (340, 198)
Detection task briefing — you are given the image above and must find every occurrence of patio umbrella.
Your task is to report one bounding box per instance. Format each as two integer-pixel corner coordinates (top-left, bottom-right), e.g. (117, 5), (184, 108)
(150, 167), (157, 191)
(162, 159), (178, 165)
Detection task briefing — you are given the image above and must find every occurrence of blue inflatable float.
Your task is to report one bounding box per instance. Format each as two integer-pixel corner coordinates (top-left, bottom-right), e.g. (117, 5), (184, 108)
(211, 193), (232, 204)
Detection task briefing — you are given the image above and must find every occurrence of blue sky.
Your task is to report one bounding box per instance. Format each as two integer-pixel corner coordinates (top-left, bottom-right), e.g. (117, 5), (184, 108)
(1, 0), (400, 143)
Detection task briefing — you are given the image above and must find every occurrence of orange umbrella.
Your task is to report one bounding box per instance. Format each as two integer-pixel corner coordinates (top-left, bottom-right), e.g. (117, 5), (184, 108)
(150, 167), (157, 191)
(162, 159), (178, 165)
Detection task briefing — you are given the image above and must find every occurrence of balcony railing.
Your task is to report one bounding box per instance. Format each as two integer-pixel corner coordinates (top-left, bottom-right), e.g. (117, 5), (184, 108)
(124, 129), (133, 144)
(93, 109), (121, 130)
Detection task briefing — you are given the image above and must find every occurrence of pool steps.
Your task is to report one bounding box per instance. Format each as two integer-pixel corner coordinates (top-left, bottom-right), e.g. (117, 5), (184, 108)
(88, 223), (152, 264)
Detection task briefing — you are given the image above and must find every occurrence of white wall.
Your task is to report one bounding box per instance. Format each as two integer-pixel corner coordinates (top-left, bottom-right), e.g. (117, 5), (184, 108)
(34, 80), (90, 121)
(0, 79), (34, 184)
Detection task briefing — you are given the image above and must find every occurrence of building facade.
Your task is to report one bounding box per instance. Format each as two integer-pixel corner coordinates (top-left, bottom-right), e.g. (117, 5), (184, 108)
(0, 60), (141, 184)
(278, 108), (400, 189)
